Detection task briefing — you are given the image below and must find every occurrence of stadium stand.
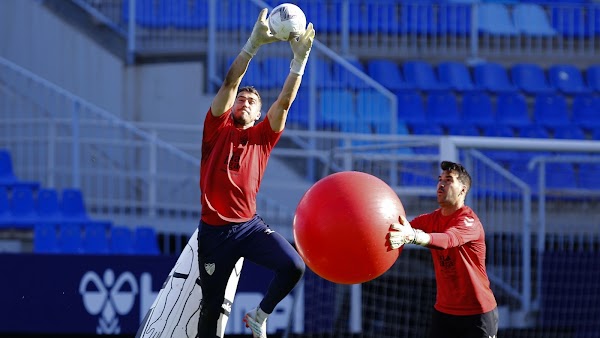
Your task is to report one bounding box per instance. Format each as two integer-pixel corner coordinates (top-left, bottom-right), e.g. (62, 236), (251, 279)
(512, 3), (557, 36)
(426, 90), (461, 128)
(571, 94), (600, 130)
(511, 63), (556, 95)
(133, 226), (160, 255)
(496, 92), (532, 128)
(110, 226), (135, 255)
(437, 61), (478, 92)
(9, 186), (39, 229)
(367, 59), (415, 92)
(548, 64), (592, 95)
(461, 91), (496, 128)
(532, 93), (571, 128)
(478, 3), (519, 35)
(33, 223), (59, 254)
(0, 149), (40, 190)
(474, 62), (519, 93)
(396, 90), (427, 127)
(403, 60), (450, 92)
(587, 64), (600, 92)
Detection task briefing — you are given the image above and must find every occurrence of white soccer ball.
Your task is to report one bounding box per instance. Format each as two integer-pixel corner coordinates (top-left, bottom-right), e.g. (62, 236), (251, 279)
(268, 3), (307, 41)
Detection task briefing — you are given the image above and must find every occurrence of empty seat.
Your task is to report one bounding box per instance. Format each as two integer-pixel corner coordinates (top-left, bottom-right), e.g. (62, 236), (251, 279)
(437, 61), (477, 92)
(110, 226), (135, 255)
(134, 226), (160, 255)
(571, 94), (600, 129)
(532, 93), (570, 128)
(550, 6), (589, 37)
(474, 62), (519, 93)
(401, 3), (435, 35)
(33, 223), (59, 254)
(438, 2), (472, 35)
(356, 89), (395, 134)
(83, 221), (111, 254)
(9, 186), (39, 228)
(496, 92), (531, 128)
(0, 186), (13, 228)
(410, 123), (444, 136)
(58, 222), (83, 254)
(304, 58), (335, 89)
(0, 149), (40, 190)
(482, 125), (515, 138)
(287, 88), (310, 129)
(511, 63), (555, 95)
(401, 162), (438, 186)
(513, 3), (557, 36)
(396, 90), (427, 125)
(587, 65), (600, 92)
(518, 124), (550, 139)
(367, 59), (414, 92)
(36, 188), (64, 224)
(546, 163), (577, 189)
(403, 61), (450, 92)
(331, 58), (368, 90)
(462, 91), (496, 128)
(262, 56), (291, 89)
(548, 64), (592, 95)
(447, 125), (480, 136)
(553, 125), (586, 140)
(60, 188), (89, 222)
(426, 91), (461, 128)
(579, 163), (600, 189)
(318, 89), (357, 131)
(478, 3), (519, 35)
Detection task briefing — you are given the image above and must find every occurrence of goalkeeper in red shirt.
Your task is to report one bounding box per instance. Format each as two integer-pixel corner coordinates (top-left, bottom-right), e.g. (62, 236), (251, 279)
(197, 9), (315, 338)
(388, 161), (498, 338)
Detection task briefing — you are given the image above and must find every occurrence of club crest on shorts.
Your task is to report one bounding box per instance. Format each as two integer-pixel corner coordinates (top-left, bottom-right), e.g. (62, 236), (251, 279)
(204, 263), (215, 275)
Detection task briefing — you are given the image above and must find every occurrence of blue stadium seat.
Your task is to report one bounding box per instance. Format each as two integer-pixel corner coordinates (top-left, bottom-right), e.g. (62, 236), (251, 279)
(593, 128), (600, 140)
(396, 90), (427, 126)
(83, 221), (111, 254)
(134, 226), (160, 255)
(401, 162), (437, 187)
(410, 123), (444, 136)
(356, 89), (394, 134)
(122, 0), (169, 28)
(438, 2), (472, 35)
(437, 61), (477, 92)
(578, 163), (600, 189)
(508, 160), (538, 188)
(447, 125), (480, 136)
(571, 94), (600, 130)
(426, 91), (460, 128)
(512, 3), (557, 36)
(496, 92), (531, 128)
(238, 61), (267, 90)
(367, 59), (414, 92)
(33, 223), (59, 254)
(481, 125), (515, 138)
(478, 3), (519, 35)
(36, 188), (64, 224)
(58, 222), (83, 254)
(172, 0), (208, 29)
(0, 149), (40, 190)
(518, 124), (550, 139)
(9, 186), (39, 228)
(331, 58), (368, 90)
(511, 63), (555, 95)
(532, 93), (570, 128)
(548, 64), (592, 95)
(304, 58), (335, 89)
(318, 89), (357, 131)
(550, 6), (589, 38)
(474, 62), (519, 93)
(214, 0), (256, 31)
(404, 61), (450, 92)
(110, 226), (135, 255)
(344, 0), (400, 34)
(546, 163), (577, 189)
(401, 2), (435, 35)
(287, 88), (310, 129)
(262, 57), (290, 89)
(587, 65), (600, 92)
(552, 125), (586, 140)
(0, 186), (14, 228)
(60, 188), (89, 222)
(462, 91), (496, 128)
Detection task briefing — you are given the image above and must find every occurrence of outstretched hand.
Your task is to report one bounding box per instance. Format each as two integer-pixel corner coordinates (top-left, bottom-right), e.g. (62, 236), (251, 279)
(290, 22), (315, 75)
(243, 8), (280, 57)
(388, 215), (415, 250)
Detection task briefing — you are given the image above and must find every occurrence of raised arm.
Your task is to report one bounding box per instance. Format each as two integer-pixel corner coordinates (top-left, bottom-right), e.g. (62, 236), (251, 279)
(210, 8), (278, 117)
(267, 23), (315, 132)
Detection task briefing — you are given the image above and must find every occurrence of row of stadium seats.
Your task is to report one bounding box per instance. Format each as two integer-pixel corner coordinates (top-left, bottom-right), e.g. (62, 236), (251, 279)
(33, 222), (160, 255)
(254, 57), (600, 95)
(287, 89), (600, 135)
(121, 0), (600, 37)
(0, 149), (160, 255)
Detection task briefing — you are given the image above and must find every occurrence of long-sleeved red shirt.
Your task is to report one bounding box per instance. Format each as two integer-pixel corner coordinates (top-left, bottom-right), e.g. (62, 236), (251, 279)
(411, 206), (497, 315)
(200, 109), (281, 225)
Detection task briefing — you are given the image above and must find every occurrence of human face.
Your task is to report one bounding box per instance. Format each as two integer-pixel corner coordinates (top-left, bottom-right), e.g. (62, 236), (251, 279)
(436, 170), (466, 207)
(232, 91), (261, 128)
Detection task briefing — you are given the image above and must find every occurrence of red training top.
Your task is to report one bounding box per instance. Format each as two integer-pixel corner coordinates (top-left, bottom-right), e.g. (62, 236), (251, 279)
(411, 206), (497, 316)
(200, 108), (282, 225)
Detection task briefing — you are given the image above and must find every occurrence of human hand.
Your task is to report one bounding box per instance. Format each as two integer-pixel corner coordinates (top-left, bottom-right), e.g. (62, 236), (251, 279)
(243, 8), (280, 57)
(289, 22), (315, 75)
(388, 215), (415, 250)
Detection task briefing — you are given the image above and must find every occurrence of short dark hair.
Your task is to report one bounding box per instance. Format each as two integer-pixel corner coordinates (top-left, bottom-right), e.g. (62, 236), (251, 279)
(441, 161), (471, 193)
(237, 86), (261, 104)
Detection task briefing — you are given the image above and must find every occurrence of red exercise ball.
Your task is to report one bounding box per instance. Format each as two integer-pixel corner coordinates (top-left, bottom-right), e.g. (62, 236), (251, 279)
(293, 171), (405, 284)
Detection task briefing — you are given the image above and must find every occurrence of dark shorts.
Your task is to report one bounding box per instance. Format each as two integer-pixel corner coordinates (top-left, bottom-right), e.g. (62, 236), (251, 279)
(429, 307), (499, 338)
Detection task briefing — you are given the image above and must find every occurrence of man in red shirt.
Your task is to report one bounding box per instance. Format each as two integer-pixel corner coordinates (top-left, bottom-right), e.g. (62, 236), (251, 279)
(388, 161), (498, 338)
(197, 9), (315, 338)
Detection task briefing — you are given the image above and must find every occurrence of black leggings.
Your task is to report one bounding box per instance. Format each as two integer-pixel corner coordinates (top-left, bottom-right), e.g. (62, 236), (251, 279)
(196, 216), (305, 337)
(429, 307), (499, 338)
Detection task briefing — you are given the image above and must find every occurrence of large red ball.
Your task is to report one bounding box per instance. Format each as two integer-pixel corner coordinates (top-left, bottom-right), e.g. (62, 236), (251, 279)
(293, 171), (405, 284)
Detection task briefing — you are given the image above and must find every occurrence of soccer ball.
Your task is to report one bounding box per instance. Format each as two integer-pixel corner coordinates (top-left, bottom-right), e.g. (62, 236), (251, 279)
(268, 3), (307, 41)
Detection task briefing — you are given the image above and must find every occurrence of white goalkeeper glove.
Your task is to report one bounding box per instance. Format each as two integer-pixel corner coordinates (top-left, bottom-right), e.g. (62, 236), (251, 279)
(388, 215), (430, 250)
(243, 8), (280, 57)
(289, 22), (315, 76)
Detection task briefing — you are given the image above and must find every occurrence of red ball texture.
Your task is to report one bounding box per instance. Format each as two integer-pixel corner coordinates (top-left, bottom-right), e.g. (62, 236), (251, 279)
(293, 171), (405, 284)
